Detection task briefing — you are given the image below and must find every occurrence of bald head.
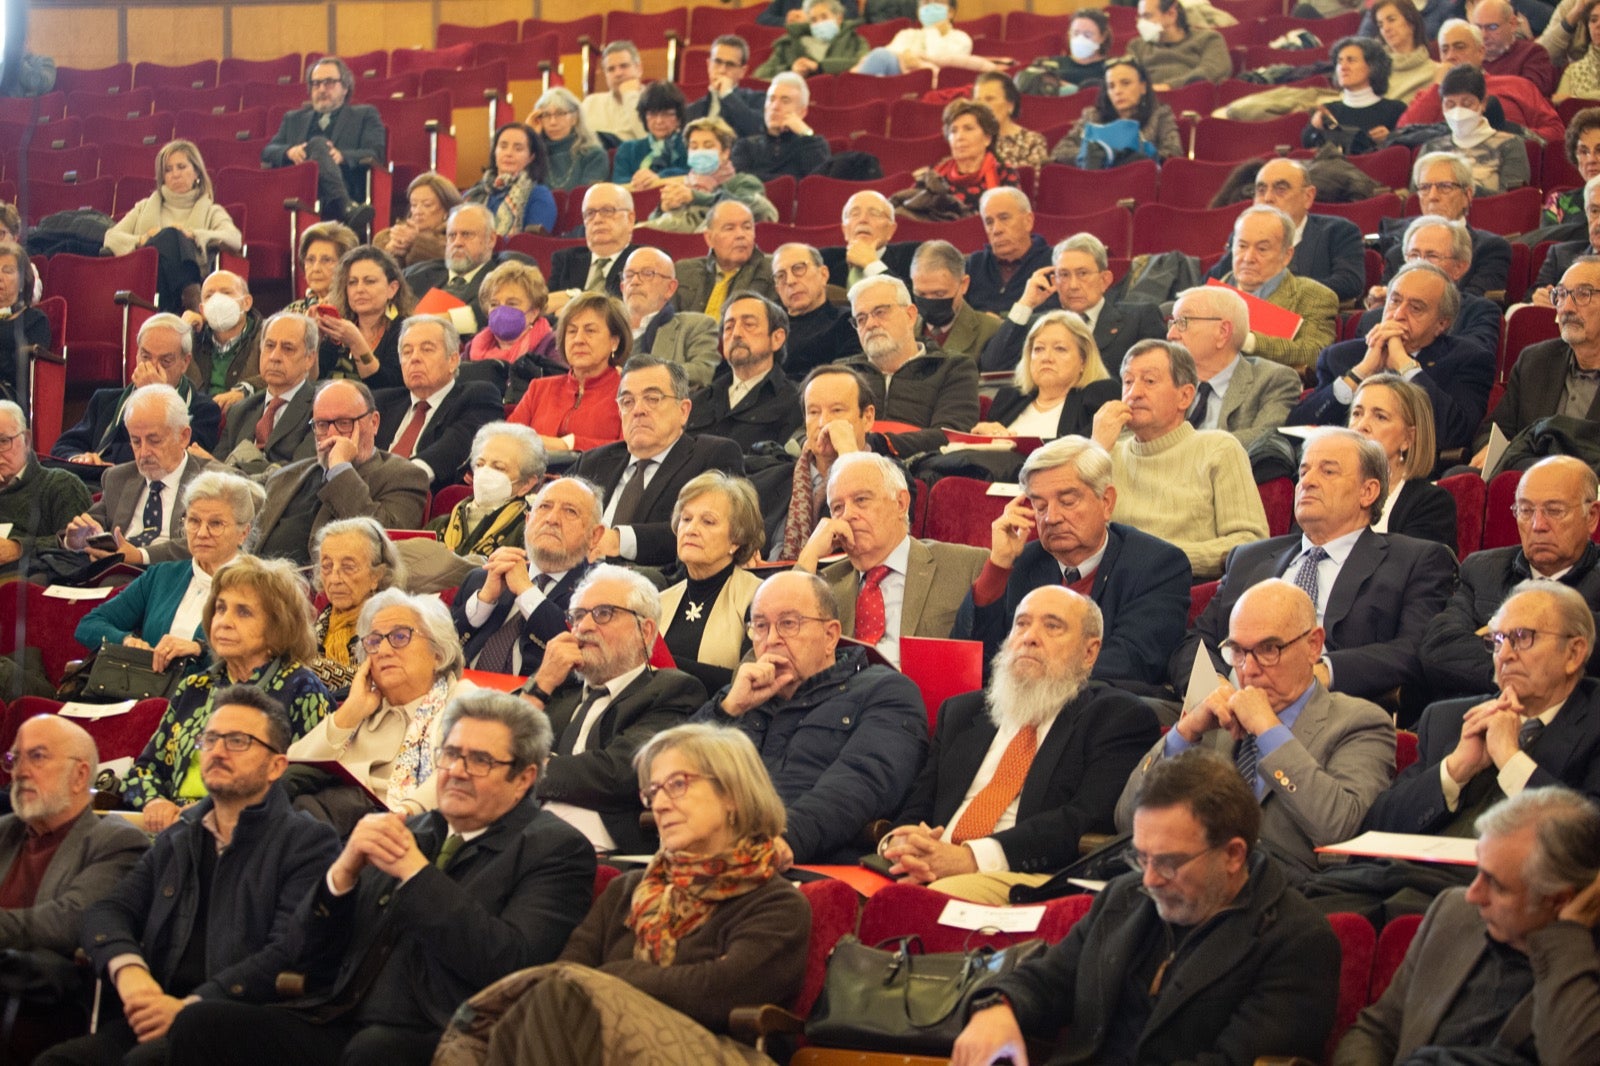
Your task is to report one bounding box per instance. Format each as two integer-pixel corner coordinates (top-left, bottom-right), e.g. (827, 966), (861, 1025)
(1228, 579), (1325, 711)
(9, 715), (98, 831)
(1233, 579), (1316, 634)
(1514, 455), (1600, 575)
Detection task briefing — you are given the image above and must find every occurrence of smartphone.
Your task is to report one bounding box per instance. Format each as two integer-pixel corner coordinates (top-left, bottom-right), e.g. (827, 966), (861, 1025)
(86, 533), (119, 552)
(313, 303), (339, 319)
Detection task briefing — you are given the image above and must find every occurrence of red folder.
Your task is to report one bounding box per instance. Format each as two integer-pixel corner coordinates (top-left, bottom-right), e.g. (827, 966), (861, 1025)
(1205, 277), (1303, 340)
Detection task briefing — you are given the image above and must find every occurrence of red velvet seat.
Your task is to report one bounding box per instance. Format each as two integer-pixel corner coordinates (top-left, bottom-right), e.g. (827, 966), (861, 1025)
(1483, 468), (1522, 550)
(1370, 913), (1423, 1003)
(1327, 912), (1378, 1055)
(857, 882), (1094, 955)
(1437, 472), (1485, 558)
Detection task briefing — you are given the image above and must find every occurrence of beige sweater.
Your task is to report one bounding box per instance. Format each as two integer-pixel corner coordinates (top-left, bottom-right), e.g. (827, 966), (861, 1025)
(1111, 423), (1268, 580)
(103, 188), (242, 260)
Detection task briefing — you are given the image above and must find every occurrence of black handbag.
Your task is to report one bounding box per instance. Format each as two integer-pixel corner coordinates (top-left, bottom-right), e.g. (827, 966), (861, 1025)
(804, 933), (1047, 1055)
(78, 641), (187, 702)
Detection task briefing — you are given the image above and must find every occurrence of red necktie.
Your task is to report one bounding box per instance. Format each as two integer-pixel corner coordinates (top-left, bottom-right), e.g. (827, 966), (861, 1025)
(391, 399), (431, 459)
(254, 396), (287, 449)
(951, 725), (1038, 843)
(855, 564), (891, 645)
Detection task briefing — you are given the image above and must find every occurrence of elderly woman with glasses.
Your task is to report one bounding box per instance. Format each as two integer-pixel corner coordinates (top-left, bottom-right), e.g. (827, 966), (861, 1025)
(434, 723), (808, 1064)
(289, 589), (475, 817)
(285, 222), (359, 316)
(77, 471), (265, 681)
(121, 556), (330, 833)
(309, 517), (407, 691)
(530, 87), (611, 192)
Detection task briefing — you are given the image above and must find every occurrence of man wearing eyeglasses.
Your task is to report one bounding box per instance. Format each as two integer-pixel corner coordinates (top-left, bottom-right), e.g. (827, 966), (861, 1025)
(1126, 578), (1395, 874)
(616, 247), (719, 388)
(687, 292), (803, 449)
(1205, 158), (1366, 304)
(547, 185), (640, 314)
(1423, 457), (1600, 700)
(819, 191), (917, 291)
(1472, 0), (1556, 94)
(673, 200), (779, 318)
(953, 751), (1341, 1066)
(401, 204), (500, 334)
(518, 564), (703, 854)
(161, 690), (594, 1066)
(980, 231), (1165, 373)
(1164, 285), (1301, 448)
(1289, 259), (1496, 454)
(693, 570), (926, 865)
(40, 688), (340, 1066)
(1370, 582), (1600, 835)
(0, 716), (147, 1061)
(572, 356), (743, 566)
(261, 57), (385, 228)
(0, 400), (90, 573)
(1361, 216), (1503, 358)
(772, 243), (862, 379)
(254, 379), (429, 565)
(1374, 151), (1513, 298)
(684, 35), (768, 139)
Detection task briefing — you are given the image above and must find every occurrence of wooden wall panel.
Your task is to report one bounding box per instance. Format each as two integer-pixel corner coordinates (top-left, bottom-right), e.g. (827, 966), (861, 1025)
(127, 7), (225, 66)
(334, 0), (435, 55)
(438, 0), (533, 36)
(32, 7), (120, 69)
(231, 3), (329, 60)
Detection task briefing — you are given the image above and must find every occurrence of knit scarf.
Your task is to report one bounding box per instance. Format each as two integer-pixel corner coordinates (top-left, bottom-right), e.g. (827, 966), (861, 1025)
(627, 836), (779, 965)
(687, 158), (737, 193)
(322, 605), (361, 666)
(777, 451), (822, 561)
(490, 171), (534, 237)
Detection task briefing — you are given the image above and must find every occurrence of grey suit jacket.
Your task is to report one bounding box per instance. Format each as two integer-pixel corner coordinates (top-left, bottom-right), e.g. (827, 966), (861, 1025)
(672, 253), (778, 315)
(90, 456), (225, 564)
(0, 805), (149, 955)
(215, 383), (317, 475)
(1115, 682), (1396, 873)
(638, 305), (720, 388)
(821, 536), (988, 646)
(1214, 355), (1303, 448)
(255, 451), (430, 562)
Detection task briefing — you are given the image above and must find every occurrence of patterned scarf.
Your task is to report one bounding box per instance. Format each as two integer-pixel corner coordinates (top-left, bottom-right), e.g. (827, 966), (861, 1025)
(490, 171), (534, 237)
(686, 159), (736, 193)
(933, 152), (1011, 214)
(385, 675), (457, 805)
(776, 452), (822, 561)
(627, 835), (779, 965)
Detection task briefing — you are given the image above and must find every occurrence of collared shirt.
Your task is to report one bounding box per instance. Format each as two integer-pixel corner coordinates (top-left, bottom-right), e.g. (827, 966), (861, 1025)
(952, 712), (1061, 873)
(606, 435), (684, 561)
(1291, 215), (1307, 248)
(1439, 699), (1565, 810)
(263, 378), (307, 435)
(131, 454), (189, 563)
(545, 660), (651, 852)
(462, 565), (572, 675)
(632, 308), (661, 340)
(881, 345), (926, 393)
(857, 534), (912, 667)
(1560, 352), (1600, 419)
(726, 368), (768, 411)
(167, 560), (214, 642)
(1191, 354), (1241, 430)
(402, 378), (456, 479)
(1249, 268), (1289, 301)
(1163, 680), (1313, 801)
(1291, 526), (1364, 625)
(1063, 533), (1109, 585)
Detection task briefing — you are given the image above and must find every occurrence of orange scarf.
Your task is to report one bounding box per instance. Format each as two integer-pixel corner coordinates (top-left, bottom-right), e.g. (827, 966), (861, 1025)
(626, 836), (779, 965)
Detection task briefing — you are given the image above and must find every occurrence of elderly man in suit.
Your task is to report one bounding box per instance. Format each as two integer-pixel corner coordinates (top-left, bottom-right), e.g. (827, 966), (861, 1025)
(909, 240), (999, 360)
(61, 384), (223, 567)
(516, 565), (705, 854)
(1213, 205), (1338, 371)
(1369, 581), (1600, 835)
(981, 232), (1167, 374)
(820, 190), (916, 289)
(207, 312), (320, 475)
(452, 477), (604, 676)
(885, 587), (1161, 903)
(547, 184), (639, 314)
(795, 451), (987, 667)
(1361, 216), (1502, 358)
(1175, 429), (1457, 703)
(618, 247), (719, 387)
(966, 187), (1053, 315)
(1530, 176), (1600, 304)
(261, 57), (384, 225)
(372, 316), (503, 493)
(687, 292), (802, 449)
(254, 379), (430, 565)
(400, 205), (498, 334)
(571, 356), (743, 567)
(773, 242), (861, 378)
(1121, 578), (1396, 874)
(1167, 284), (1302, 448)
(1207, 158), (1365, 303)
(673, 200), (777, 318)
(1337, 787), (1600, 1066)
(954, 436), (1192, 685)
(1376, 152), (1513, 297)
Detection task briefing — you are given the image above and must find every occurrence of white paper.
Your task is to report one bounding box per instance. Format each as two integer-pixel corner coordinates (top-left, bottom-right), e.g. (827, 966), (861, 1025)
(1067, 878), (1107, 893)
(1318, 831), (1478, 865)
(985, 482), (1022, 497)
(937, 899), (1046, 934)
(1183, 644), (1223, 714)
(1483, 422), (1510, 478)
(0, 522), (12, 539)
(1276, 425), (1322, 440)
(43, 584), (114, 601)
(940, 441), (1017, 455)
(59, 700), (136, 720)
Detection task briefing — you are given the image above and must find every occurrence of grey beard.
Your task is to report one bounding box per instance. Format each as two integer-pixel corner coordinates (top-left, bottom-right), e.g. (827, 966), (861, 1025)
(984, 653), (1088, 731)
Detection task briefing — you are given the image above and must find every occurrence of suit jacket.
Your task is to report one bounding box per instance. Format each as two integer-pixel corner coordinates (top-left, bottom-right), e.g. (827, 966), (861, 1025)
(255, 451), (431, 564)
(1224, 271), (1338, 370)
(1289, 334), (1497, 454)
(1533, 238), (1591, 291)
(821, 536), (988, 645)
(684, 85), (768, 139)
(919, 302), (999, 360)
(262, 103), (387, 201)
(1211, 354), (1303, 448)
(1175, 528), (1458, 699)
(52, 383), (222, 464)
(820, 241), (917, 288)
(987, 379), (1120, 440)
(374, 380), (504, 492)
(90, 456), (224, 564)
(687, 364), (803, 450)
(571, 433), (745, 566)
(1479, 338), (1600, 454)
(1366, 676), (1600, 834)
(673, 252), (778, 314)
(965, 235), (1055, 315)
(0, 805), (148, 956)
(954, 523), (1192, 685)
(537, 667), (706, 853)
(401, 259), (494, 331)
(452, 561), (592, 672)
(290, 797), (594, 1031)
(1117, 683), (1396, 872)
(898, 685), (1162, 874)
(841, 348), (980, 457)
(546, 243), (638, 297)
(214, 382), (316, 474)
(1381, 223), (1511, 297)
(1384, 477), (1458, 552)
(637, 302), (720, 388)
(1208, 213), (1367, 303)
(1357, 292), (1504, 368)
(979, 295), (1166, 373)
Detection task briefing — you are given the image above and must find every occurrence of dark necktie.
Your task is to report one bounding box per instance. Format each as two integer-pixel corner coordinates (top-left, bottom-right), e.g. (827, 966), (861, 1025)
(130, 480), (165, 547)
(391, 400), (431, 459)
(1061, 567), (1080, 586)
(434, 833), (463, 870)
(1235, 734), (1260, 796)
(585, 257), (612, 293)
(559, 686), (608, 754)
(610, 459), (655, 526)
(1188, 381), (1213, 429)
(475, 574), (555, 673)
(1519, 717), (1545, 751)
(1292, 546), (1327, 611)
(254, 396), (287, 449)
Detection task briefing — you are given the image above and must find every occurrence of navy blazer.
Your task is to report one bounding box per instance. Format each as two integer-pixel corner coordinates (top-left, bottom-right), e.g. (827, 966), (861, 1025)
(820, 241), (918, 288)
(1208, 213), (1366, 303)
(373, 380), (505, 493)
(452, 561), (591, 671)
(897, 684), (1162, 873)
(1175, 527), (1458, 699)
(1288, 334), (1496, 454)
(571, 432), (744, 566)
(954, 522), (1193, 685)
(687, 364), (803, 449)
(965, 234), (1054, 315)
(980, 296), (1167, 373)
(684, 85), (768, 139)
(53, 384), (222, 464)
(1354, 292), (1503, 368)
(546, 242), (639, 296)
(1380, 223), (1511, 296)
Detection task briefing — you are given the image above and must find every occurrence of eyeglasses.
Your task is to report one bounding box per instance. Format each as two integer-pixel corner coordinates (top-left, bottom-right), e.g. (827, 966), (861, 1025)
(1165, 315), (1223, 332)
(621, 269), (670, 284)
(1, 748), (86, 772)
(0, 432), (25, 450)
(709, 55), (746, 69)
(1124, 843), (1221, 881)
(310, 413), (373, 435)
(582, 206), (630, 222)
(308, 77), (343, 89)
(1471, 21), (1502, 32)
(852, 304), (900, 330)
(433, 745), (516, 777)
(1051, 267), (1101, 284)
(1414, 181), (1466, 196)
(639, 770), (718, 807)
(773, 262), (814, 284)
(361, 626), (416, 652)
(616, 389), (674, 413)
(1404, 249), (1459, 264)
(1218, 628), (1314, 668)
(1551, 285), (1599, 307)
(196, 730), (282, 754)
(747, 614), (830, 640)
(1483, 628), (1579, 654)
(1511, 502), (1581, 523)
(564, 604), (640, 627)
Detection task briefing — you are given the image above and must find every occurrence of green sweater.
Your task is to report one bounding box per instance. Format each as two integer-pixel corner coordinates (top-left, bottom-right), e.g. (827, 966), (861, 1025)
(0, 459), (91, 567)
(543, 133), (612, 192)
(756, 21), (871, 78)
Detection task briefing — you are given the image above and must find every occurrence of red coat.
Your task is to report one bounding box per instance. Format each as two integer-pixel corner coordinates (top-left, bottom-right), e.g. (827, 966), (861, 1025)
(507, 365), (623, 450)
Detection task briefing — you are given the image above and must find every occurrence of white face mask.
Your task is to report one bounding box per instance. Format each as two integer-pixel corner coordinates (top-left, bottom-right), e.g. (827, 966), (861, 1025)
(471, 466), (514, 508)
(202, 293), (243, 333)
(1070, 34), (1100, 61)
(1443, 105), (1485, 140)
(1136, 17), (1163, 42)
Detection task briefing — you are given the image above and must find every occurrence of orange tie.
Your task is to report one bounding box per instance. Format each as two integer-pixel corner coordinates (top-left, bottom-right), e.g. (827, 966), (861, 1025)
(950, 725), (1038, 844)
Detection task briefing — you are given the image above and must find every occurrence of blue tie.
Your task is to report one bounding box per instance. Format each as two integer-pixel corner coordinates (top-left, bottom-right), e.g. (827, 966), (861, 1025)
(129, 480), (165, 547)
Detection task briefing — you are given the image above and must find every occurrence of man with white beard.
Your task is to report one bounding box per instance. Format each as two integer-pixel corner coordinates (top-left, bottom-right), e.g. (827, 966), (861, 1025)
(880, 586), (1161, 903)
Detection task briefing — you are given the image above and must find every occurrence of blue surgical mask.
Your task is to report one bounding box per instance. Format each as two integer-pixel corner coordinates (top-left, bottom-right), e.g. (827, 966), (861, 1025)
(686, 148), (721, 175)
(918, 3), (949, 27)
(811, 18), (841, 42)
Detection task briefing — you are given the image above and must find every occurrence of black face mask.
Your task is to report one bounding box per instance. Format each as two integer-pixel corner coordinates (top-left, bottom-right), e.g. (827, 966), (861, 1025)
(914, 295), (957, 328)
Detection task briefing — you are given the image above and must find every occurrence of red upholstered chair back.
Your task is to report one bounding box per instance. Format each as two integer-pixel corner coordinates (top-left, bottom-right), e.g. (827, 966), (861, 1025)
(1258, 477), (1294, 538)
(857, 883), (1092, 955)
(594, 864), (621, 900)
(1483, 469), (1523, 550)
(1326, 912), (1377, 1055)
(1189, 580), (1220, 626)
(1370, 913), (1424, 1004)
(1436, 473), (1485, 559)
(795, 878), (861, 1018)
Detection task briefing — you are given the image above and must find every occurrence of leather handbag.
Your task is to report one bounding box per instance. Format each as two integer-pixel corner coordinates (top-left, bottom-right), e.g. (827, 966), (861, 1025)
(78, 641), (187, 702)
(804, 933), (1047, 1055)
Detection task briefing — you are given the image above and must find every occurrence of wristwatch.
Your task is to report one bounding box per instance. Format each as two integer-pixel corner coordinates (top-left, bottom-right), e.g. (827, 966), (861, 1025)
(969, 990), (1012, 1015)
(524, 682), (553, 704)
